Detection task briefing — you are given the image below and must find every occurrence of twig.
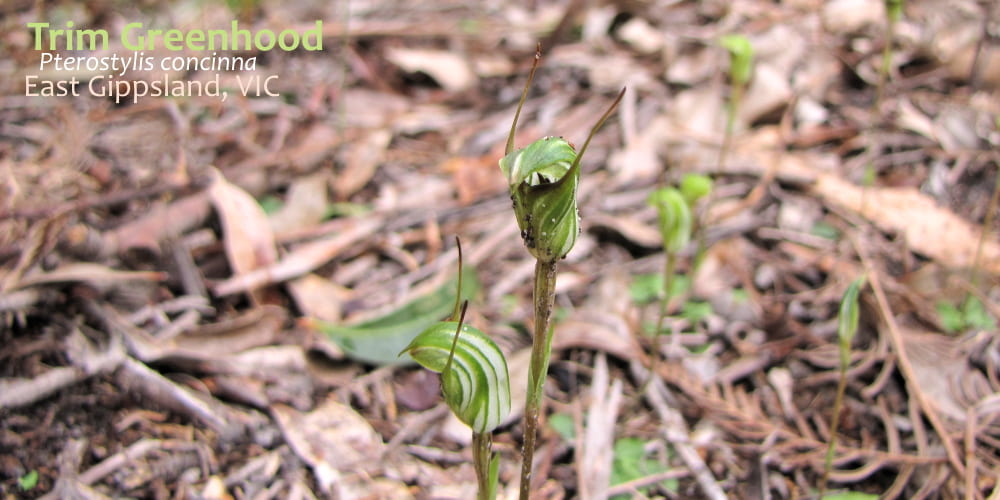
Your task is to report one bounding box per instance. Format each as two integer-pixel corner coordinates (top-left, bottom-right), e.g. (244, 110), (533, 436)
(855, 239), (966, 477)
(0, 328), (124, 409)
(965, 406), (977, 500)
(213, 217), (380, 296)
(604, 470), (690, 497)
(0, 176), (209, 221)
(0, 366), (84, 410)
(116, 357), (240, 439)
(634, 363), (727, 500)
(40, 438), (111, 500)
(77, 439), (164, 485)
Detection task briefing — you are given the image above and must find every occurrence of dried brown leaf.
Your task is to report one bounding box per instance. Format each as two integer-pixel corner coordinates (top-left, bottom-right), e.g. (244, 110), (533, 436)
(122, 305), (285, 364)
(813, 175), (1000, 272)
(208, 169), (278, 300)
(13, 263), (165, 290)
(213, 217), (381, 296)
(272, 396), (388, 495)
(287, 273), (346, 323)
(285, 123), (342, 172)
(269, 173), (329, 236)
(578, 354), (622, 499)
(385, 47), (475, 92)
(106, 193), (211, 255)
(334, 128), (391, 199)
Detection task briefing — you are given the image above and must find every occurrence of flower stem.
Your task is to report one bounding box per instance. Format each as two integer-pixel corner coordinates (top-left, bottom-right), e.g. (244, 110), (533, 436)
(645, 251), (677, 390)
(818, 362), (848, 498)
(718, 82), (742, 168)
(473, 431), (496, 500)
(519, 259), (558, 500)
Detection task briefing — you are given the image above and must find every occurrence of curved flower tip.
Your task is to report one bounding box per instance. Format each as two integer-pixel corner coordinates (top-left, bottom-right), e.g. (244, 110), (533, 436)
(648, 187), (692, 253)
(403, 321), (511, 434)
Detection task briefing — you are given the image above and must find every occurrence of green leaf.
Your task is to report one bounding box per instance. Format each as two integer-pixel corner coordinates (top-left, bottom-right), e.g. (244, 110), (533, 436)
(258, 195), (284, 215)
(610, 438), (676, 498)
(670, 275), (691, 296)
(681, 300), (713, 323)
(309, 268), (480, 365)
(935, 296), (994, 333)
(811, 221), (840, 240)
(323, 202), (371, 218)
(18, 470), (38, 491)
(821, 492), (879, 500)
(937, 301), (965, 333)
(402, 321), (511, 433)
(630, 273), (663, 304)
(962, 295), (996, 331)
(548, 412), (576, 442)
(631, 274), (693, 308)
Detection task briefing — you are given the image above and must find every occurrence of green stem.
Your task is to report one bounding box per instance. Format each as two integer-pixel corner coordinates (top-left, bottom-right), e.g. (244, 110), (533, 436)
(877, 12), (896, 109)
(718, 83), (742, 168)
(646, 252), (677, 389)
(473, 432), (496, 500)
(818, 347), (850, 498)
(519, 259), (558, 500)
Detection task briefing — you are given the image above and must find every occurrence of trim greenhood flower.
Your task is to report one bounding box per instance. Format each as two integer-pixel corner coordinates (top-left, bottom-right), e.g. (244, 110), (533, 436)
(499, 136), (581, 263)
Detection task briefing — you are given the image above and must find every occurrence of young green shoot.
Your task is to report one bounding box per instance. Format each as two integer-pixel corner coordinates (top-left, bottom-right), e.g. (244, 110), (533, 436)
(500, 46), (624, 500)
(401, 240), (511, 500)
(680, 172), (714, 271)
(878, 0), (904, 107)
(644, 174), (711, 386)
(819, 276), (865, 498)
(719, 34), (754, 168)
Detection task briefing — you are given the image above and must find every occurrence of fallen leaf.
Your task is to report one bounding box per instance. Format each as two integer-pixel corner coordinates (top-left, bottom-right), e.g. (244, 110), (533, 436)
(578, 354), (623, 500)
(618, 17), (664, 54)
(812, 175), (1000, 272)
(394, 369), (441, 411)
(285, 123), (343, 172)
(821, 0), (884, 35)
(269, 173), (329, 236)
(14, 263), (165, 289)
(587, 213), (662, 248)
(119, 305), (285, 366)
(341, 89), (410, 128)
(442, 155), (507, 206)
(607, 115), (670, 184)
(386, 47), (476, 92)
(272, 396), (387, 495)
(899, 328), (994, 425)
(287, 273), (346, 323)
(334, 128), (391, 199)
(208, 169), (279, 301)
(213, 217), (381, 296)
(105, 193), (211, 255)
(739, 63), (792, 126)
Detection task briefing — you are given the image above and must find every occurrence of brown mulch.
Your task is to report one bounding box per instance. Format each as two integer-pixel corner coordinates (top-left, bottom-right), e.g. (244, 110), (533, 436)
(2, 0), (1000, 498)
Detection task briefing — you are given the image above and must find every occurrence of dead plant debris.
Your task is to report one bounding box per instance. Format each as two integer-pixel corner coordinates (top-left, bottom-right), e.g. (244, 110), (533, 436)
(2, 0), (1000, 498)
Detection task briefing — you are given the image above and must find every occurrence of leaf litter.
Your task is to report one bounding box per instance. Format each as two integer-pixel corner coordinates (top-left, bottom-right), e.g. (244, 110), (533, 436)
(2, 0), (1000, 498)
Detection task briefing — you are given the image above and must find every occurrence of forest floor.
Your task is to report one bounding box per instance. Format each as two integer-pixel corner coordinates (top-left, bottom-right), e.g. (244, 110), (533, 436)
(2, 0), (1000, 498)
